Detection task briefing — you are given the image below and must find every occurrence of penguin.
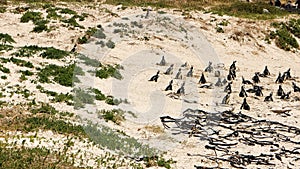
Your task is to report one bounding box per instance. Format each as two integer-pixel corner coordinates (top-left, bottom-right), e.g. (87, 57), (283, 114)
(175, 68), (182, 79)
(222, 93), (230, 104)
(215, 77), (223, 87)
(240, 98), (250, 110)
(275, 72), (284, 83)
(149, 71), (160, 82)
(292, 82), (300, 92)
(204, 61), (213, 73)
(277, 85), (284, 96)
(157, 56), (166, 66)
(280, 91), (291, 100)
(71, 44), (77, 53)
(262, 66), (270, 77)
(264, 92), (273, 102)
(224, 82), (232, 94)
(165, 80), (173, 91)
(199, 73), (207, 84)
(239, 85), (248, 97)
(242, 76), (252, 85)
(252, 72), (260, 83)
(181, 62), (188, 67)
(255, 86), (263, 96)
(176, 82), (185, 95)
(230, 61), (237, 71)
(284, 68), (291, 80)
(164, 64), (174, 75)
(186, 66), (193, 77)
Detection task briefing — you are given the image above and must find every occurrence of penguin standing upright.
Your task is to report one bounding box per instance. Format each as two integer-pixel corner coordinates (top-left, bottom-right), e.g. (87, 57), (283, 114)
(149, 71), (160, 82)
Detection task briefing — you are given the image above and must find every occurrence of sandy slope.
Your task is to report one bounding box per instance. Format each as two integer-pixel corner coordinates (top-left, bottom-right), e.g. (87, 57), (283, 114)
(1, 2), (300, 168)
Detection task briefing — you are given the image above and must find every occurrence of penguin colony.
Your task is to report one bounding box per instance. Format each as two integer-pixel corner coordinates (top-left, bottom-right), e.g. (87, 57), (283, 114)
(149, 56), (300, 111)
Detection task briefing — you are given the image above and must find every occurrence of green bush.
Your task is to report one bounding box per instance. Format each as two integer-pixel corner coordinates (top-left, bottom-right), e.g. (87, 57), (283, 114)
(93, 88), (106, 100)
(287, 18), (300, 38)
(0, 143), (81, 169)
(13, 45), (45, 57)
(32, 20), (49, 33)
(62, 17), (84, 29)
(20, 70), (34, 76)
(0, 44), (13, 51)
(270, 21), (299, 51)
(10, 57), (34, 68)
(20, 11), (43, 23)
(93, 29), (106, 39)
(0, 33), (15, 44)
(77, 54), (101, 67)
(1, 75), (7, 79)
(98, 109), (125, 125)
(73, 88), (94, 109)
(59, 8), (77, 15)
(39, 47), (69, 59)
(0, 7), (6, 13)
(211, 1), (290, 20)
(38, 63), (83, 86)
(0, 64), (10, 73)
(96, 64), (122, 80)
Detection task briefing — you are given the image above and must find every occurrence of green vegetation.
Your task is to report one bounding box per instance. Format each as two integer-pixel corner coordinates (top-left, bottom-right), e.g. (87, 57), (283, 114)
(0, 44), (13, 51)
(20, 70), (34, 76)
(143, 156), (175, 169)
(20, 11), (43, 23)
(31, 103), (59, 115)
(39, 47), (69, 59)
(0, 143), (82, 169)
(73, 88), (94, 109)
(77, 54), (101, 67)
(77, 27), (98, 44)
(96, 64), (122, 80)
(211, 1), (290, 20)
(1, 75), (7, 79)
(24, 116), (86, 135)
(38, 63), (84, 87)
(9, 57), (34, 68)
(216, 26), (224, 33)
(46, 7), (62, 20)
(0, 33), (15, 44)
(98, 109), (125, 125)
(37, 85), (73, 104)
(60, 8), (77, 15)
(13, 45), (45, 57)
(62, 16), (84, 29)
(93, 88), (106, 101)
(0, 64), (10, 73)
(106, 40), (115, 49)
(93, 29), (106, 39)
(287, 19), (300, 38)
(20, 11), (49, 33)
(85, 124), (159, 157)
(32, 19), (49, 33)
(269, 20), (300, 51)
(14, 46), (68, 59)
(0, 7), (6, 13)
(105, 0), (207, 10)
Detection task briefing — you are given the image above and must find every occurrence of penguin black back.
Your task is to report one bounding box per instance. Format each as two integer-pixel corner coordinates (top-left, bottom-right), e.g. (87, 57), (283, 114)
(240, 98), (250, 110)
(149, 71), (160, 82)
(199, 73), (207, 84)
